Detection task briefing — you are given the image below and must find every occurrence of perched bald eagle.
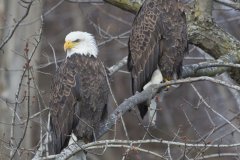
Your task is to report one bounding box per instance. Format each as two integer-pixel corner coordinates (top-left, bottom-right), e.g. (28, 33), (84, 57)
(128, 0), (188, 118)
(49, 31), (109, 154)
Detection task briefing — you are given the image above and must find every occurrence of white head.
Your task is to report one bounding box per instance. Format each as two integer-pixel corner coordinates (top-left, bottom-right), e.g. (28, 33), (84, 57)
(64, 31), (98, 58)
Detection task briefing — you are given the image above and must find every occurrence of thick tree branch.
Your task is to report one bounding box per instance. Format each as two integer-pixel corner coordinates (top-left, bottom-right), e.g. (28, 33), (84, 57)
(182, 61), (240, 77)
(187, 12), (240, 60)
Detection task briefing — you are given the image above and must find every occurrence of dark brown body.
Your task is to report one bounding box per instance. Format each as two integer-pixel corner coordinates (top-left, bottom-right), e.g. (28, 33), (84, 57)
(128, 0), (188, 118)
(49, 54), (109, 154)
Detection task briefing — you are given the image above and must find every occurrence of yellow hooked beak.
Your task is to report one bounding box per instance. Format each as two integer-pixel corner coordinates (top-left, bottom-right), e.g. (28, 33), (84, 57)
(64, 40), (75, 52)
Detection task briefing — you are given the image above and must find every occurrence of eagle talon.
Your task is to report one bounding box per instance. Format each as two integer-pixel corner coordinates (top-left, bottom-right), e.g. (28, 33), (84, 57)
(163, 78), (171, 89)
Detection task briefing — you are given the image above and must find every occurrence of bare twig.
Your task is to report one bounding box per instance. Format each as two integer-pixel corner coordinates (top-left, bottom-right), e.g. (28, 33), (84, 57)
(10, 15), (43, 159)
(34, 59), (64, 70)
(101, 61), (130, 140)
(48, 42), (58, 70)
(19, 108), (48, 125)
(10, 60), (28, 158)
(89, 18), (130, 47)
(191, 84), (240, 133)
(0, 0), (65, 30)
(0, 0), (34, 51)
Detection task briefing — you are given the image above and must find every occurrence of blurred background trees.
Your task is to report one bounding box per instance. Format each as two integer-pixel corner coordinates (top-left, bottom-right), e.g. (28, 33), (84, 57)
(0, 0), (240, 159)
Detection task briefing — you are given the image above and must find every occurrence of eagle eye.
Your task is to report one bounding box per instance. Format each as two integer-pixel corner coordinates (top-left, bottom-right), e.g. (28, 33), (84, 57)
(73, 39), (80, 43)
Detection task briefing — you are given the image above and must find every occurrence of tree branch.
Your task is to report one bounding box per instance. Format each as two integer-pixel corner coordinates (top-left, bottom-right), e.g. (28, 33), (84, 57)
(182, 61), (240, 77)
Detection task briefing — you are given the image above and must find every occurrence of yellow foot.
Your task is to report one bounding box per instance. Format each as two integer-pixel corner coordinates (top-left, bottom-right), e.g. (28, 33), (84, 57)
(163, 78), (171, 89)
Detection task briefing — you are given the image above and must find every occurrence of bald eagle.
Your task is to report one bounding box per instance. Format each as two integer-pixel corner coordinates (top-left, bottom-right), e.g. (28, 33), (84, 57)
(128, 0), (188, 118)
(49, 31), (109, 154)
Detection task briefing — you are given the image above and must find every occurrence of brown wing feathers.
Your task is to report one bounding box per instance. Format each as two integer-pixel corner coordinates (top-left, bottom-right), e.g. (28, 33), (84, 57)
(49, 57), (77, 154)
(49, 54), (109, 154)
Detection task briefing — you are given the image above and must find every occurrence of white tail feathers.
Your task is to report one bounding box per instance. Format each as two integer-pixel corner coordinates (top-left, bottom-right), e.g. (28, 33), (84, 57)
(143, 68), (163, 90)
